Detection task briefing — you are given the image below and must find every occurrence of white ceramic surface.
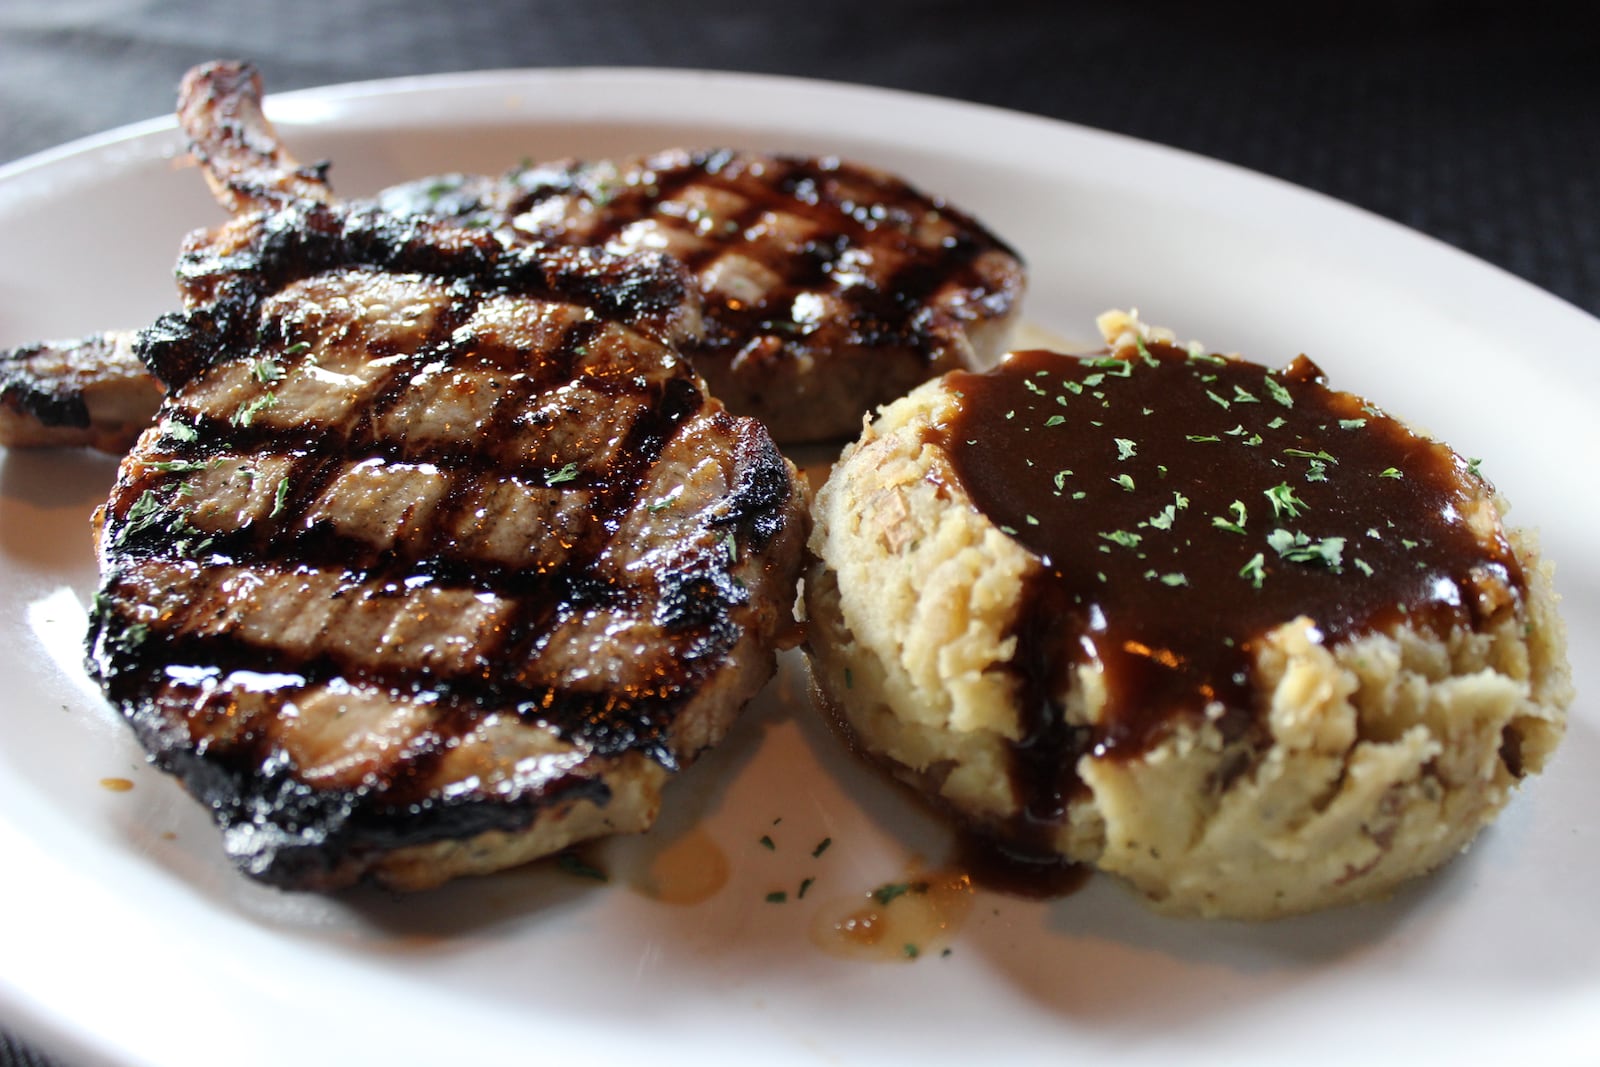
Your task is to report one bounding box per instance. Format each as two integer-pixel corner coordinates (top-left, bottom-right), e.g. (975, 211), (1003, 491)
(0, 69), (1596, 1067)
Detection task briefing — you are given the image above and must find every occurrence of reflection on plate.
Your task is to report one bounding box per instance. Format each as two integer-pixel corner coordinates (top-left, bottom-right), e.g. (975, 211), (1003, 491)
(0, 69), (1596, 1067)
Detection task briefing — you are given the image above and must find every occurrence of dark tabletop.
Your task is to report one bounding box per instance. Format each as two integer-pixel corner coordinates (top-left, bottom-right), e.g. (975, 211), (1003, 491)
(1, 1), (1595, 1064)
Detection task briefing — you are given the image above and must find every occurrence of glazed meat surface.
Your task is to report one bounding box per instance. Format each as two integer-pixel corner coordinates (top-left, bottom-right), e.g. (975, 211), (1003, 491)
(500, 150), (1025, 443)
(86, 62), (809, 891)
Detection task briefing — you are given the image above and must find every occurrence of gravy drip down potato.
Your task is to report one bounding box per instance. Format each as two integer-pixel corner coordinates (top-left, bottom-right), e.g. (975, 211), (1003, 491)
(804, 311), (1571, 919)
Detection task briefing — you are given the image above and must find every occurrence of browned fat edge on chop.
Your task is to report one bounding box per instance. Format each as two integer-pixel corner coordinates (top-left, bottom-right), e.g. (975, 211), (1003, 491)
(87, 188), (805, 890)
(504, 149), (1026, 443)
(0, 333), (162, 452)
(932, 342), (1525, 855)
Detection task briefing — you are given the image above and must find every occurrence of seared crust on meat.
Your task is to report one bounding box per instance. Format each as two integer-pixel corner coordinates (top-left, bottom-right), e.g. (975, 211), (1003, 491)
(504, 150), (1026, 443)
(0, 333), (162, 452)
(83, 62), (809, 892)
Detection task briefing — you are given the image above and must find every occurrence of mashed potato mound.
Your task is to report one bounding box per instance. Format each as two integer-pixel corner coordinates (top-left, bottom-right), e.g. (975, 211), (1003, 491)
(804, 313), (1571, 919)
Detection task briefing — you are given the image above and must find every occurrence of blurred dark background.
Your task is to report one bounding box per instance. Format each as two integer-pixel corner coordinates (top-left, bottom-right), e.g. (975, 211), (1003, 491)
(0, 1), (1595, 1064)
(2, 0), (1597, 315)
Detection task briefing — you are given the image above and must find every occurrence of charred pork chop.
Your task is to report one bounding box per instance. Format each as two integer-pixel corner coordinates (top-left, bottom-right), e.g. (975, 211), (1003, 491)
(500, 150), (1025, 444)
(3, 80), (1024, 451)
(85, 61), (809, 891)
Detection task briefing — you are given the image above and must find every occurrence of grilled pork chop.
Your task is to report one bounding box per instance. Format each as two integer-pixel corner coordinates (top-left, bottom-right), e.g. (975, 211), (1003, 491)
(3, 82), (1025, 450)
(497, 150), (1025, 443)
(86, 61), (808, 891)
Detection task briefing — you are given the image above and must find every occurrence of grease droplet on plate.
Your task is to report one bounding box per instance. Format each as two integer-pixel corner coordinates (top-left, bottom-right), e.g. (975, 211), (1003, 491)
(810, 868), (974, 962)
(633, 829), (729, 905)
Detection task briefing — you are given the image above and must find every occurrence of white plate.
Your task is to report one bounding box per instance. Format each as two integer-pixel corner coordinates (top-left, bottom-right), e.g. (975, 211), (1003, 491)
(1, 68), (1597, 1067)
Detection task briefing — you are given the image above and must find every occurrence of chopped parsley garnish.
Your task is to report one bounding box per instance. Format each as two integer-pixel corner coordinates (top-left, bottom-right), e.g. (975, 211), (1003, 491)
(556, 851), (607, 881)
(1239, 552), (1267, 589)
(119, 489), (167, 541)
(271, 477), (291, 518)
(1099, 529), (1142, 549)
(1231, 385), (1260, 404)
(1114, 437), (1138, 460)
(1159, 572), (1189, 587)
(1186, 434), (1221, 443)
(250, 358), (285, 384)
(1145, 504), (1178, 531)
(1045, 414), (1067, 428)
(231, 392), (278, 427)
(166, 420), (199, 443)
(1264, 375), (1294, 407)
(1112, 473), (1136, 492)
(1379, 467), (1403, 479)
(544, 462), (580, 486)
(1264, 482), (1309, 518)
(1212, 500), (1249, 534)
(812, 837), (832, 858)
(1267, 528), (1346, 569)
(1466, 457), (1484, 478)
(903, 943), (922, 959)
(759, 834), (775, 851)
(1205, 389), (1231, 409)
(871, 881), (929, 906)
(1339, 418), (1367, 430)
(149, 458), (213, 474)
(112, 621), (151, 654)
(765, 891), (788, 904)
(798, 877), (815, 899)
